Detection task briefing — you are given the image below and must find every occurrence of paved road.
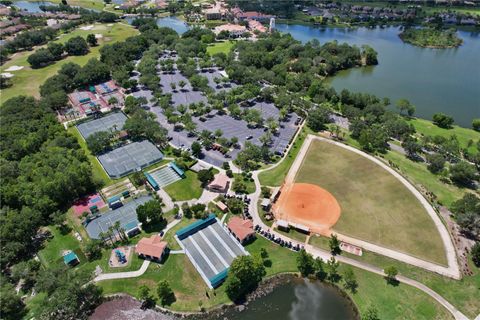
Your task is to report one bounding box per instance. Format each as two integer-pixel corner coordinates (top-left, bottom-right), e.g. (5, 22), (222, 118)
(248, 134), (467, 320)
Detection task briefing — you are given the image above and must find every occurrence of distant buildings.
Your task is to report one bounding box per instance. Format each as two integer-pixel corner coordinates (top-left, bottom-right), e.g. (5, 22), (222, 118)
(213, 23), (247, 37)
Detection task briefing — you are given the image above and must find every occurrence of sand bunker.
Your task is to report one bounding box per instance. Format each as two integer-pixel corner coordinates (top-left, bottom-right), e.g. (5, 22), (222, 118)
(1, 73), (14, 78)
(95, 34), (103, 39)
(80, 25), (94, 30)
(273, 183), (341, 234)
(4, 65), (23, 72)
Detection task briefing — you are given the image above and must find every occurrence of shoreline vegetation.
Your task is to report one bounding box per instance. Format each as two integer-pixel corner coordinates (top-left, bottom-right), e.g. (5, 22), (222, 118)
(399, 28), (463, 48)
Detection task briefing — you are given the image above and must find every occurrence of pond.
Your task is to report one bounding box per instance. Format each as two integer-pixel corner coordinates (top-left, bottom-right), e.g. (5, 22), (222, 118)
(276, 24), (480, 127)
(203, 279), (357, 320)
(12, 1), (56, 13)
(125, 16), (190, 35)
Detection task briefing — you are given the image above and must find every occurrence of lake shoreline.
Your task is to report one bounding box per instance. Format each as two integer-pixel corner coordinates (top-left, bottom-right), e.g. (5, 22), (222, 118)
(97, 274), (360, 320)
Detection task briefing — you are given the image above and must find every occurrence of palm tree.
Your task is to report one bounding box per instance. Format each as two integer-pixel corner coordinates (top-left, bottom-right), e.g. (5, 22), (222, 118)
(178, 80), (187, 91)
(170, 82), (177, 92)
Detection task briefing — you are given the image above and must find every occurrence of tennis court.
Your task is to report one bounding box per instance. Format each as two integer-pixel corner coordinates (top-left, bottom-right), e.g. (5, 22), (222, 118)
(176, 215), (248, 288)
(85, 196), (152, 239)
(97, 141), (164, 178)
(76, 112), (127, 139)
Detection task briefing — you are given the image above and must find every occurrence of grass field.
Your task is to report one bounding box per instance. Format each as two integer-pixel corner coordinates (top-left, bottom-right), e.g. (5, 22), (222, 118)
(339, 244), (480, 319)
(384, 150), (468, 207)
(259, 128), (309, 187)
(164, 170), (203, 201)
(15, 0), (106, 11)
(408, 118), (480, 154)
(1, 23), (138, 103)
(206, 41), (235, 55)
(295, 139), (447, 265)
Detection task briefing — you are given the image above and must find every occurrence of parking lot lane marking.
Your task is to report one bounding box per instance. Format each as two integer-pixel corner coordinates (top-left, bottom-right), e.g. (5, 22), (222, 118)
(198, 230), (229, 268)
(189, 235), (219, 274)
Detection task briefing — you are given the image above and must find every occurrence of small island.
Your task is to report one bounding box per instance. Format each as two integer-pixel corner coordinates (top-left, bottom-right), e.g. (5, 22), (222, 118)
(399, 28), (463, 48)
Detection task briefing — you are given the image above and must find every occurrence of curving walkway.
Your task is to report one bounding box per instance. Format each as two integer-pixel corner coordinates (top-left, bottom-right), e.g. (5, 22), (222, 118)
(248, 134), (467, 320)
(94, 260), (150, 282)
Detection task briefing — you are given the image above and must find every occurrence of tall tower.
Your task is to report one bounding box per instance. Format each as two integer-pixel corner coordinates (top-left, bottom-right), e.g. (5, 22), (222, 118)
(269, 17), (275, 32)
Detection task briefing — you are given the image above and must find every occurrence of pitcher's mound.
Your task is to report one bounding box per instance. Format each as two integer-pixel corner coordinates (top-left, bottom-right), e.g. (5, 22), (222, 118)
(273, 183), (341, 234)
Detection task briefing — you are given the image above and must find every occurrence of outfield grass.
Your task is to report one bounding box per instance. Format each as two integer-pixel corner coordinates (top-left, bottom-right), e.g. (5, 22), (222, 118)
(164, 170), (203, 201)
(1, 23), (138, 103)
(408, 118), (479, 154)
(258, 128), (309, 187)
(295, 139), (447, 265)
(206, 41), (235, 55)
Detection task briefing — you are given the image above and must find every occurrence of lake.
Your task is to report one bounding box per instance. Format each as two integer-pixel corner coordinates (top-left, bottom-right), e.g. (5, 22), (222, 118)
(203, 279), (357, 320)
(125, 16), (190, 35)
(276, 24), (480, 127)
(12, 1), (56, 13)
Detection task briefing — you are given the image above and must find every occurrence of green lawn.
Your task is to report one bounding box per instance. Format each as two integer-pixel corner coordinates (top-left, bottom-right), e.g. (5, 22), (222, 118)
(164, 170), (203, 201)
(1, 23), (138, 103)
(343, 265), (454, 320)
(274, 227), (308, 243)
(99, 254), (231, 311)
(338, 247), (480, 319)
(384, 150), (468, 207)
(259, 128), (309, 187)
(17, 0), (105, 11)
(295, 139), (447, 265)
(408, 118), (479, 154)
(206, 41), (235, 55)
(37, 226), (85, 269)
(232, 173), (256, 194)
(246, 236), (298, 276)
(309, 233), (331, 250)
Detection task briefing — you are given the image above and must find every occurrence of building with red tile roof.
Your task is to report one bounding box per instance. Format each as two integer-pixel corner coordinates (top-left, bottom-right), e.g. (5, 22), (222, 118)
(136, 235), (168, 261)
(208, 173), (230, 192)
(227, 216), (255, 244)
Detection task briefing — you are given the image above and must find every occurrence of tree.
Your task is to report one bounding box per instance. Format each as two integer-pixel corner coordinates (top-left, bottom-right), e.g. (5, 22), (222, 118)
(214, 128), (223, 138)
(178, 80), (187, 91)
(402, 137), (422, 159)
(86, 131), (111, 155)
(329, 234), (341, 255)
(136, 200), (163, 226)
(157, 280), (175, 306)
(86, 34), (98, 47)
(432, 113), (454, 129)
(326, 257), (341, 283)
(170, 82), (177, 91)
(27, 48), (55, 68)
(314, 257), (327, 281)
(472, 119), (480, 132)
(85, 239), (103, 261)
(426, 153), (445, 174)
(384, 266), (398, 284)
(362, 305), (380, 320)
(138, 285), (155, 309)
(307, 106), (330, 131)
(197, 169), (214, 186)
(296, 249), (315, 277)
(0, 279), (26, 320)
(451, 194), (480, 238)
(342, 268), (358, 293)
(396, 99), (415, 116)
(47, 42), (64, 60)
(450, 161), (477, 187)
(65, 36), (89, 56)
(225, 255), (265, 301)
(191, 141), (202, 157)
(472, 242), (480, 267)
